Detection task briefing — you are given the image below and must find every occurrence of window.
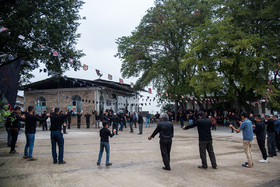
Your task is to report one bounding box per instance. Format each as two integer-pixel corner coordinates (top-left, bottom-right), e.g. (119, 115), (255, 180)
(72, 95), (81, 112)
(37, 96), (46, 107)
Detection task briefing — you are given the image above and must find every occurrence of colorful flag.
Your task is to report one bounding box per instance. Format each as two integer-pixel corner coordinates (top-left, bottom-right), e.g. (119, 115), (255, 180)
(39, 44), (45, 49)
(119, 78), (123, 84)
(53, 51), (58, 56)
(0, 26), (8, 32)
(96, 69), (101, 76)
(108, 74), (112, 80)
(83, 64), (88, 71)
(18, 35), (25, 40)
(69, 58), (73, 64)
(148, 88), (152, 94)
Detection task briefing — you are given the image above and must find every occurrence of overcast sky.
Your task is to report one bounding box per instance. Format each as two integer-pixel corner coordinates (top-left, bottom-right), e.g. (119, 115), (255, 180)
(29, 0), (161, 113)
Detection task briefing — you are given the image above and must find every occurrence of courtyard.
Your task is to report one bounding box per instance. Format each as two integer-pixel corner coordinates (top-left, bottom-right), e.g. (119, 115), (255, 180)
(0, 124), (279, 187)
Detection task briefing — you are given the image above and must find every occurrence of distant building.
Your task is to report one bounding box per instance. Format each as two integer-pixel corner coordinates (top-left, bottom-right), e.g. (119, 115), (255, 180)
(23, 76), (139, 126)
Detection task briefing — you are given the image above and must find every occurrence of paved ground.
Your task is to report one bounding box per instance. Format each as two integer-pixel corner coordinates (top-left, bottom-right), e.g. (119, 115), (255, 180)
(0, 123), (279, 187)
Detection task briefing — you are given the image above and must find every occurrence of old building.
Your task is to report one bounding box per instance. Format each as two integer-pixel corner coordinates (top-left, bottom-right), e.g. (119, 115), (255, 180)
(23, 76), (139, 126)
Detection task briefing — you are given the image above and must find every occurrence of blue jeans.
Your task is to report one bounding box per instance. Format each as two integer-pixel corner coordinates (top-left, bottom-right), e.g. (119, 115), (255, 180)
(119, 121), (124, 130)
(98, 142), (110, 164)
(189, 119), (193, 125)
(51, 131), (64, 163)
(24, 133), (35, 158)
(146, 119), (150, 127)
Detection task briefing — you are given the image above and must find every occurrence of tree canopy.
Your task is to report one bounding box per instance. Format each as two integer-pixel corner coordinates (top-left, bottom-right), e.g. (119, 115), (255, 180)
(0, 0), (85, 83)
(116, 0), (280, 112)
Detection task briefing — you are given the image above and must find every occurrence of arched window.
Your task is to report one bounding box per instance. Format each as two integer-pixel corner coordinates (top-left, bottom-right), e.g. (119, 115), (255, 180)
(37, 96), (46, 107)
(72, 95), (81, 112)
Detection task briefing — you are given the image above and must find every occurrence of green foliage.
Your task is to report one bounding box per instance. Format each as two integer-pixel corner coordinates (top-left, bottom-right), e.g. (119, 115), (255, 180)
(117, 0), (280, 111)
(0, 0), (85, 83)
(116, 0), (210, 101)
(0, 100), (11, 127)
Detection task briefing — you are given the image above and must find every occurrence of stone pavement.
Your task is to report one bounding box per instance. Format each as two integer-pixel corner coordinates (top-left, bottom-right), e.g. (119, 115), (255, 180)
(0, 124), (279, 187)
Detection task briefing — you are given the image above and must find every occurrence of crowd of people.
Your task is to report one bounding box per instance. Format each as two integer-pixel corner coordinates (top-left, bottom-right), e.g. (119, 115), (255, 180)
(3, 105), (280, 170)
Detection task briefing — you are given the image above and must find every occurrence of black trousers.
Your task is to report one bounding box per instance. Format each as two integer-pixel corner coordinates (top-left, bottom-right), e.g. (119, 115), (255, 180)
(63, 125), (67, 134)
(160, 138), (172, 170)
(10, 129), (19, 152)
(77, 121), (81, 128)
(267, 132), (276, 155)
(199, 141), (217, 168)
(86, 121), (90, 128)
(42, 121), (48, 131)
(112, 123), (118, 135)
(275, 131), (280, 151)
(257, 138), (267, 160)
(67, 118), (71, 129)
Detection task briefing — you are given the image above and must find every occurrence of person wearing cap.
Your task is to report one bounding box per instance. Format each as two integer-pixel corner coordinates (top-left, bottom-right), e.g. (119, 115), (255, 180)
(148, 113), (173, 170)
(183, 111), (217, 169)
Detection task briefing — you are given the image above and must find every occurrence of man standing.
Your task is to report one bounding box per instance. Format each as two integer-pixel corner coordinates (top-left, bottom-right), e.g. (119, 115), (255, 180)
(146, 111), (151, 128)
(183, 111), (217, 169)
(274, 116), (280, 152)
(253, 115), (268, 163)
(265, 115), (277, 157)
(230, 112), (254, 168)
(84, 112), (92, 129)
(148, 113), (173, 170)
(137, 112), (143, 135)
(9, 106), (25, 154)
(24, 106), (48, 161)
(77, 112), (82, 129)
(50, 107), (71, 164)
(67, 109), (72, 129)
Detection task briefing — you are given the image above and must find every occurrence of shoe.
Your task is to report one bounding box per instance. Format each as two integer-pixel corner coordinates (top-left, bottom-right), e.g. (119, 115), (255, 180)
(28, 157), (37, 161)
(23, 155), (29, 159)
(97, 162), (100, 166)
(268, 155), (274, 157)
(198, 165), (207, 169)
(10, 151), (19, 154)
(53, 161), (57, 164)
(242, 163), (253, 168)
(212, 166), (217, 169)
(58, 161), (66, 164)
(259, 159), (268, 163)
(273, 154), (277, 156)
(106, 163), (112, 166)
(245, 162), (254, 166)
(162, 167), (171, 170)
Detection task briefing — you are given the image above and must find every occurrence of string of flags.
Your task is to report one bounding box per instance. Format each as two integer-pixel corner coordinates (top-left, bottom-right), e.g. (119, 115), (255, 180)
(2, 25), (147, 91)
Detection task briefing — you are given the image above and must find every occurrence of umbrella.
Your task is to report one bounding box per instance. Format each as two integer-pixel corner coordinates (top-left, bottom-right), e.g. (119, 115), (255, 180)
(117, 110), (124, 114)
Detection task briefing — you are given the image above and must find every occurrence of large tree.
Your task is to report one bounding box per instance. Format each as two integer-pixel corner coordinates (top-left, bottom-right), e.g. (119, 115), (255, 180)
(181, 0), (280, 111)
(0, 0), (85, 83)
(116, 0), (211, 115)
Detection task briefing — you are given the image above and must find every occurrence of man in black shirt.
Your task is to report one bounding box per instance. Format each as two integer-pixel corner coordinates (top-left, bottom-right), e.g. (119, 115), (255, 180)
(97, 121), (116, 166)
(24, 106), (49, 161)
(137, 112), (143, 135)
(77, 112), (82, 128)
(265, 115), (277, 157)
(50, 107), (73, 164)
(148, 113), (174, 170)
(112, 113), (119, 135)
(84, 112), (91, 128)
(9, 106), (25, 154)
(183, 111), (217, 169)
(253, 115), (268, 163)
(67, 109), (72, 129)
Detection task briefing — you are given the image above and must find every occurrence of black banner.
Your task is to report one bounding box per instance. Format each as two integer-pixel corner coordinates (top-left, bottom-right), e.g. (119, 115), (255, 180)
(0, 59), (22, 108)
